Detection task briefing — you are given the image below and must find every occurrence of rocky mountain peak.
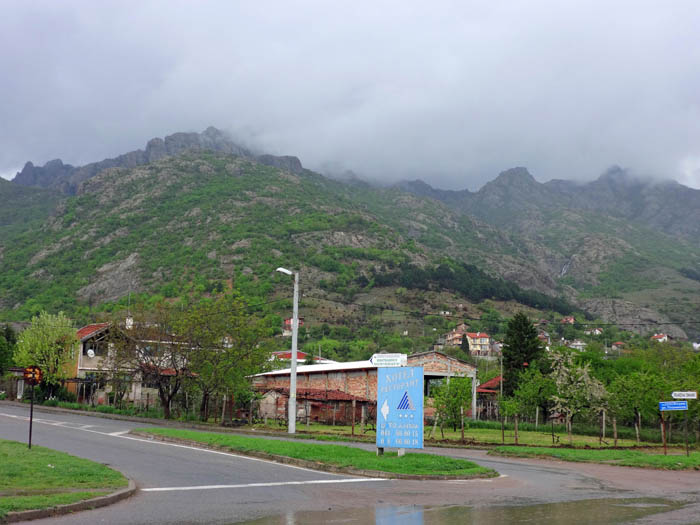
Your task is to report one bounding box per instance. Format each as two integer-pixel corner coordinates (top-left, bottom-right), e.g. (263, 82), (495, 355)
(489, 167), (538, 187)
(13, 158), (74, 189)
(12, 127), (304, 194)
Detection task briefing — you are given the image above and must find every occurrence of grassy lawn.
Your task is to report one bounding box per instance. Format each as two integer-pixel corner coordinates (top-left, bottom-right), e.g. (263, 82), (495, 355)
(246, 421), (648, 448)
(490, 446), (700, 470)
(0, 439), (128, 519)
(135, 427), (497, 478)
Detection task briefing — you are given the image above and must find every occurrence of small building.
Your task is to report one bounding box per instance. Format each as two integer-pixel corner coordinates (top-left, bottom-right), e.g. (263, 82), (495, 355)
(444, 323), (469, 347)
(475, 375), (502, 420)
(611, 341), (625, 351)
(252, 351), (477, 423)
(270, 350), (336, 367)
(560, 316), (576, 325)
(258, 387), (368, 425)
(584, 328), (603, 336)
(568, 339), (587, 351)
(651, 333), (670, 343)
(68, 322), (151, 405)
(282, 317), (305, 337)
(466, 332), (492, 357)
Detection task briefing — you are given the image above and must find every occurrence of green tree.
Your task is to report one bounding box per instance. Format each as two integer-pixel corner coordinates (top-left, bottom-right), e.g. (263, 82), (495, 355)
(13, 312), (78, 396)
(608, 371), (666, 444)
(502, 313), (543, 396)
(512, 367), (556, 421)
(0, 325), (17, 375)
(460, 333), (471, 357)
(430, 377), (473, 436)
(501, 368), (556, 445)
(177, 293), (273, 422)
(480, 307), (503, 337)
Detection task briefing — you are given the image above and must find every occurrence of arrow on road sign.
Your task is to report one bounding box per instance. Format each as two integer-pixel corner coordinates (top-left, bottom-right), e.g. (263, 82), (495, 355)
(381, 399), (390, 421)
(672, 391), (698, 400)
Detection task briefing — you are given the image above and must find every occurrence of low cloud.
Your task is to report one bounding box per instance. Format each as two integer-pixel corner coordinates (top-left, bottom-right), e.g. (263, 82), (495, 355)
(2, 1), (699, 189)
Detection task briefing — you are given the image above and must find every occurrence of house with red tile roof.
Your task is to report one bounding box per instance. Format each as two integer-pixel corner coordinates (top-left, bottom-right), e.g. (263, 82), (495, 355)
(465, 332), (493, 358)
(270, 350), (336, 366)
(69, 321), (190, 407)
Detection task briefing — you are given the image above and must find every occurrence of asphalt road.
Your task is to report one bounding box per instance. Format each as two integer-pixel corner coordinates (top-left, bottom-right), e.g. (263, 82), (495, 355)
(1, 403), (699, 524)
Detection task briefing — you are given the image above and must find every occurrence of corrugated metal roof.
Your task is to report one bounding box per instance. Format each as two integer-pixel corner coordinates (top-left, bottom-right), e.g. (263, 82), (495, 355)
(254, 360), (375, 377)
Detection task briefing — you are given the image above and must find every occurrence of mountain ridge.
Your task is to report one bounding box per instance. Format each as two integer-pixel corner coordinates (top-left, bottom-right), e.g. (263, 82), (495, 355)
(2, 131), (699, 340)
(12, 127), (304, 195)
(398, 166), (700, 242)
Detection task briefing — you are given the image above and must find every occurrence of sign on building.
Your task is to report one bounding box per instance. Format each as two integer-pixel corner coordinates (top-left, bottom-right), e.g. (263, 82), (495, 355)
(370, 353), (408, 367)
(376, 366), (424, 449)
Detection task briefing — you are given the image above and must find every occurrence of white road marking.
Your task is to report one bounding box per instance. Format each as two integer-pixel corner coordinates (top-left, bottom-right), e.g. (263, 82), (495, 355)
(112, 433), (333, 474)
(142, 478), (388, 492)
(0, 411), (348, 474)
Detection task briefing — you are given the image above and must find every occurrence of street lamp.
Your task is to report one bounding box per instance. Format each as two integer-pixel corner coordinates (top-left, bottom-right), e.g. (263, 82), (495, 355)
(276, 267), (299, 434)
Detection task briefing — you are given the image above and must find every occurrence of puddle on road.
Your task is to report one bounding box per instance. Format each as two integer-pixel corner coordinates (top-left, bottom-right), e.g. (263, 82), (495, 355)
(240, 498), (683, 524)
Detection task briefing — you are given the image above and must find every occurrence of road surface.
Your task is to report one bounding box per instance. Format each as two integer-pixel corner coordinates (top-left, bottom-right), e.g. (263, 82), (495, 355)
(1, 403), (698, 524)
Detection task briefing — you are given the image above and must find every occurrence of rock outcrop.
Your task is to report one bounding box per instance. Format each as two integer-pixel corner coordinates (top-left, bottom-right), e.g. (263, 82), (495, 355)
(12, 126), (304, 194)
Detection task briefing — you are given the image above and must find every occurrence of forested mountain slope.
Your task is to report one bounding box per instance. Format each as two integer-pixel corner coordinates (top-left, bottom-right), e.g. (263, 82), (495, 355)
(2, 129), (698, 339)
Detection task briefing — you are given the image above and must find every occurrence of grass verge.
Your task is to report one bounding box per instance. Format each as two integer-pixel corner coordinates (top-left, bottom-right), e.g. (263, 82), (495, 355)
(490, 446), (700, 470)
(0, 439), (128, 519)
(245, 422), (648, 448)
(135, 427), (496, 478)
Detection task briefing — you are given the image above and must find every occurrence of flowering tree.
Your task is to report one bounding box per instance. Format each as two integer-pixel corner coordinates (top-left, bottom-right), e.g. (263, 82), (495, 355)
(549, 349), (607, 444)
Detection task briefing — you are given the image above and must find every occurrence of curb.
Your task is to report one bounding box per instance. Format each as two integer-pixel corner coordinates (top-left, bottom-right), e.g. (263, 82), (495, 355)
(0, 402), (669, 452)
(2, 479), (136, 524)
(129, 431), (497, 481)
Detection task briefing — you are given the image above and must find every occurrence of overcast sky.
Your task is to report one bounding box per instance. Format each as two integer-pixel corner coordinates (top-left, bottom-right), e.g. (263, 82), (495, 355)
(2, 1), (700, 190)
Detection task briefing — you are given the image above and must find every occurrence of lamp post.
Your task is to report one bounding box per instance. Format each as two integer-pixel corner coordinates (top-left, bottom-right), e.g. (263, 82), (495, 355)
(276, 267), (299, 434)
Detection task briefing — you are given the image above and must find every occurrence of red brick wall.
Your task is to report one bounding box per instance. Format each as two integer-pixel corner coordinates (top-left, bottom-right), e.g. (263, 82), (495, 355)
(253, 369), (378, 400)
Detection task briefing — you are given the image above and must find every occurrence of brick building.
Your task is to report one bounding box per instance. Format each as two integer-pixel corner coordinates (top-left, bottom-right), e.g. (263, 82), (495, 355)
(252, 351), (477, 424)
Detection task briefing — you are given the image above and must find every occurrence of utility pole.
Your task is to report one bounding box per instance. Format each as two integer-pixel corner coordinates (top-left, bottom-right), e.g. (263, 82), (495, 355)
(276, 267), (299, 434)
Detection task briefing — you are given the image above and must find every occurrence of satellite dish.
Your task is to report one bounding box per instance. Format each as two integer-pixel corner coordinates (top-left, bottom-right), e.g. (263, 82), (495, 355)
(87, 349), (95, 358)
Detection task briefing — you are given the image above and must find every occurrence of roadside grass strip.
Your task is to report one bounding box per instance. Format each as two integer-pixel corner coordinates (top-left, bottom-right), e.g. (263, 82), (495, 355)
(135, 428), (497, 478)
(0, 439), (128, 519)
(490, 446), (700, 470)
(247, 422), (646, 448)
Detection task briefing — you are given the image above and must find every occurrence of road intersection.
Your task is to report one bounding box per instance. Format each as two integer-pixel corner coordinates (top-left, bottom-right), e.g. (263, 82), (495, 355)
(1, 404), (699, 524)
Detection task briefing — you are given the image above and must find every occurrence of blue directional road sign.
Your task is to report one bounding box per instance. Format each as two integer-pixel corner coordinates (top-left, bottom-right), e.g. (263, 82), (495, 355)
(376, 366), (424, 449)
(659, 400), (688, 411)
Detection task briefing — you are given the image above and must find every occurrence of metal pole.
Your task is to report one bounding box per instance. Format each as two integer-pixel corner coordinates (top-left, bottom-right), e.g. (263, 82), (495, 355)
(288, 271), (299, 434)
(471, 376), (478, 421)
(28, 382), (35, 449)
(661, 412), (667, 456)
(500, 354), (504, 443)
(685, 410), (689, 457)
(352, 398), (356, 436)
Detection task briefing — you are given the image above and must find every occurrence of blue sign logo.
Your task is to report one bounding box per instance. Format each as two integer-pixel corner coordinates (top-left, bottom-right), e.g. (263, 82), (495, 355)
(397, 391), (414, 410)
(376, 366), (424, 449)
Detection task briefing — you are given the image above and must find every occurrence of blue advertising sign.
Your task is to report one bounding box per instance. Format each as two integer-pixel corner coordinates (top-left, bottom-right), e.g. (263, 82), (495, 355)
(659, 400), (688, 411)
(376, 366), (424, 449)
